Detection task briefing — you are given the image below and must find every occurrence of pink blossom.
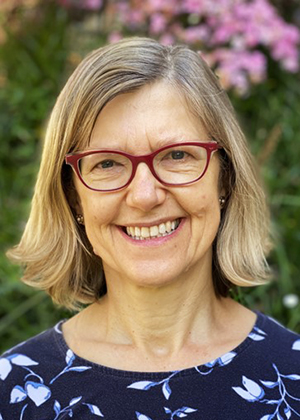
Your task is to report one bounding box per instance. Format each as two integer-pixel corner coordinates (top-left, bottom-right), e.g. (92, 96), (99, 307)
(147, 0), (179, 14)
(283, 26), (300, 44)
(199, 51), (216, 68)
(182, 0), (205, 14)
(149, 13), (167, 35)
(125, 9), (145, 27)
(272, 39), (298, 61)
(147, 0), (165, 11)
(84, 0), (102, 10)
(182, 25), (209, 44)
(243, 24), (260, 48)
(209, 49), (267, 91)
(108, 32), (123, 44)
(212, 22), (239, 45)
(57, 0), (102, 9)
(159, 33), (175, 45)
(281, 57), (299, 73)
(105, 0), (300, 94)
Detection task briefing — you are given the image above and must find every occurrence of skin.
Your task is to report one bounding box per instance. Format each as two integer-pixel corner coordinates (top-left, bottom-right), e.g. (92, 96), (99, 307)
(63, 81), (256, 372)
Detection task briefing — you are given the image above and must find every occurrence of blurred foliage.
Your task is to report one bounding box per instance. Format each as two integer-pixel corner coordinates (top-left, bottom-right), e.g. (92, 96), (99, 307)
(0, 1), (72, 352)
(0, 0), (299, 354)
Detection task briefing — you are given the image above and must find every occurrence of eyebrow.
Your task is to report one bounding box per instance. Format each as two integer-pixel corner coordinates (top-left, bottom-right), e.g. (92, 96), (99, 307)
(86, 135), (209, 153)
(155, 136), (188, 149)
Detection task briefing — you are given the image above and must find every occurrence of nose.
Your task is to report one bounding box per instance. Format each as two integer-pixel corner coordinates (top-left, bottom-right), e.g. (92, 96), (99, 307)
(125, 163), (166, 212)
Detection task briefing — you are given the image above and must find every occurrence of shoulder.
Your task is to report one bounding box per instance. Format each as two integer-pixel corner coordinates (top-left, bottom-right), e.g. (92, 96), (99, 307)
(257, 312), (300, 351)
(0, 322), (66, 385)
(1, 321), (65, 370)
(0, 322), (66, 416)
(228, 314), (300, 419)
(233, 312), (300, 390)
(0, 322), (99, 419)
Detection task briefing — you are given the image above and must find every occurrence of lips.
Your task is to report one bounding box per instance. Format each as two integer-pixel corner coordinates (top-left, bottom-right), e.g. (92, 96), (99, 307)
(123, 219), (181, 240)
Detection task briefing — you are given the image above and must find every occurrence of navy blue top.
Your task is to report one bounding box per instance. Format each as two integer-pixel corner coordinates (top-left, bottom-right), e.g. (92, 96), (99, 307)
(0, 312), (300, 420)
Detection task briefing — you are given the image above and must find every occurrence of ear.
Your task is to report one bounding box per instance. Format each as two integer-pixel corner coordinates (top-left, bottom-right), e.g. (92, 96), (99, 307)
(219, 187), (226, 197)
(62, 164), (84, 221)
(65, 175), (83, 215)
(69, 189), (83, 215)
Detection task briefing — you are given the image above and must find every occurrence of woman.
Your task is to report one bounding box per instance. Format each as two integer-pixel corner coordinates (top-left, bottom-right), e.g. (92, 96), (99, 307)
(1, 37), (299, 420)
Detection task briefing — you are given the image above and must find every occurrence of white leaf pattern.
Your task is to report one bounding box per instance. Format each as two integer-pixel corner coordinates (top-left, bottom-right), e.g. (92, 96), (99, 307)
(136, 412), (153, 420)
(25, 381), (51, 407)
(260, 380), (277, 388)
(84, 403), (104, 416)
(284, 407), (292, 419)
(128, 381), (156, 390)
(219, 352), (237, 366)
(234, 363), (300, 418)
(67, 366), (91, 373)
(284, 374), (300, 380)
(0, 358), (12, 380)
(10, 385), (27, 403)
(10, 354), (38, 366)
(69, 396), (82, 406)
(66, 349), (75, 366)
(0, 315), (299, 419)
(292, 339), (300, 351)
(162, 381), (171, 400)
(242, 376), (264, 398)
(54, 400), (61, 415)
(232, 386), (258, 402)
(248, 332), (265, 341)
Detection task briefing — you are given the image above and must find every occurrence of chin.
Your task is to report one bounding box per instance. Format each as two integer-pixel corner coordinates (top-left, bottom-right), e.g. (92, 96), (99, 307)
(117, 260), (191, 290)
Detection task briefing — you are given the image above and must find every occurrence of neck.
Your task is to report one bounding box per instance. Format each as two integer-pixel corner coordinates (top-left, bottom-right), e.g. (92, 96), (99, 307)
(86, 264), (229, 357)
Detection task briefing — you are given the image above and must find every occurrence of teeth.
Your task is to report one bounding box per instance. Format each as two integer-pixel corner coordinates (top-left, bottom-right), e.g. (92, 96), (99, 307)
(159, 223), (166, 234)
(166, 221), (171, 233)
(141, 227), (150, 238)
(125, 219), (180, 240)
(150, 225), (159, 237)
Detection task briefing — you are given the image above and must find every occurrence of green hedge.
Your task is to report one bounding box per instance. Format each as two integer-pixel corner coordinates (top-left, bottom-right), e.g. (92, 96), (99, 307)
(0, 1), (299, 354)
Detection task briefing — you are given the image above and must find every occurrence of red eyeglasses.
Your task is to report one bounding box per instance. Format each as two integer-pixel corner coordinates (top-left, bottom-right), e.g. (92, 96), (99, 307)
(65, 141), (222, 192)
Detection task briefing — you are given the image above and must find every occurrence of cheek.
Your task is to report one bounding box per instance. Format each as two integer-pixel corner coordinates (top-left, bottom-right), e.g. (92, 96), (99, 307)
(88, 202), (114, 226)
(78, 192), (121, 229)
(179, 188), (220, 218)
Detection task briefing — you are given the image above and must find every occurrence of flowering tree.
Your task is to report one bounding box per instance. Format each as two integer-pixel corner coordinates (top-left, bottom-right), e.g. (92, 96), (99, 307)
(0, 0), (299, 349)
(58, 0), (300, 95)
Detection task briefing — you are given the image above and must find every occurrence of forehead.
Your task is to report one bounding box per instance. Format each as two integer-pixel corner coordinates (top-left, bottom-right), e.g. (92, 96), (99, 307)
(88, 82), (209, 153)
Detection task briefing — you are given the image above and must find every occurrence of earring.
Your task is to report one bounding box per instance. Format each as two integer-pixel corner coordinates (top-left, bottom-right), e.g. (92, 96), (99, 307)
(76, 214), (84, 225)
(219, 196), (226, 208)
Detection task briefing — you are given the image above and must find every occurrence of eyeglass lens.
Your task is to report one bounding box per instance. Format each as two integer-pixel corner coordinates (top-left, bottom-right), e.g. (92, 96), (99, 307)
(78, 145), (208, 190)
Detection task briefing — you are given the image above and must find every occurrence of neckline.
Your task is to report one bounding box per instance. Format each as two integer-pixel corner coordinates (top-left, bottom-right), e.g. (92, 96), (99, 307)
(53, 311), (266, 379)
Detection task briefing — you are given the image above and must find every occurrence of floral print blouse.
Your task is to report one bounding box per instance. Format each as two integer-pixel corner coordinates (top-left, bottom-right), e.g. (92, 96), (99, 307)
(0, 312), (300, 420)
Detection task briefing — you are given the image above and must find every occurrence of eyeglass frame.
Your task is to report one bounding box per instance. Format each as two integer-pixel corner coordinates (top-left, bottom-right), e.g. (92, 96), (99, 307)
(65, 141), (223, 192)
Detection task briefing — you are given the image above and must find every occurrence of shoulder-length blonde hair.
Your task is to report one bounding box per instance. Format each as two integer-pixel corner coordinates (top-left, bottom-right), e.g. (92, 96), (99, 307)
(7, 37), (271, 309)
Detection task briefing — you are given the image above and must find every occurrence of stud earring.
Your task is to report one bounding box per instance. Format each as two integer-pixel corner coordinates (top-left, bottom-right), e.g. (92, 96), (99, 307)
(219, 196), (226, 208)
(76, 214), (84, 225)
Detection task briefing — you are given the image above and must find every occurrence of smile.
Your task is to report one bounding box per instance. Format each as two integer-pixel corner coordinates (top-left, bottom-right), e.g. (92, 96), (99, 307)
(123, 219), (181, 240)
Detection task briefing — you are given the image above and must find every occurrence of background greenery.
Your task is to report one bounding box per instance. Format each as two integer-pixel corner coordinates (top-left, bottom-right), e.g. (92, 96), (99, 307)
(0, 0), (299, 353)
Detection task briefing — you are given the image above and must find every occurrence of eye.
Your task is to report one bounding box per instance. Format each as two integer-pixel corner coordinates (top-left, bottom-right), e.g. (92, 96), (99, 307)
(170, 150), (186, 160)
(99, 159), (115, 169)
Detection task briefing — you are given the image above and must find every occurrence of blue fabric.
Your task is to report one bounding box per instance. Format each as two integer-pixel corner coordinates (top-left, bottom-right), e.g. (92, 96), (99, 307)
(0, 312), (300, 420)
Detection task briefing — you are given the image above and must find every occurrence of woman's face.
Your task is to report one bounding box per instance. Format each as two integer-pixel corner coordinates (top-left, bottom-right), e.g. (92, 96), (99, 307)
(74, 82), (223, 288)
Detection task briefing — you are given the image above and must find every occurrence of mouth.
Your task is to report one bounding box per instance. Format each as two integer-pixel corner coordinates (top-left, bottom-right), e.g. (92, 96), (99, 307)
(122, 218), (181, 240)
